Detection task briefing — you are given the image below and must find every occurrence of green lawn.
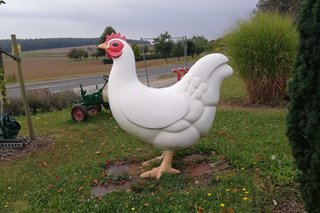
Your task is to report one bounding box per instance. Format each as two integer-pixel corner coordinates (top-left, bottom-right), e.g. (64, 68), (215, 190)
(0, 73), (302, 212)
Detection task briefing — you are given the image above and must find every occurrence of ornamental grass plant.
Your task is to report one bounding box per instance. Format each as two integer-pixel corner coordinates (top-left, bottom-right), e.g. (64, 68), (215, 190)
(225, 12), (298, 105)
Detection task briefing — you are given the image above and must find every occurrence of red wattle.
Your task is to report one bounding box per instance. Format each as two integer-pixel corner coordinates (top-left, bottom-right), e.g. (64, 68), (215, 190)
(107, 50), (122, 59)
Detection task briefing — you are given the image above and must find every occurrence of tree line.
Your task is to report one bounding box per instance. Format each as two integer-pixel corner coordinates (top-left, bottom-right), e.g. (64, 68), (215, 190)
(255, 0), (300, 17)
(96, 26), (211, 64)
(66, 26), (210, 63)
(0, 38), (99, 52)
(152, 31), (209, 63)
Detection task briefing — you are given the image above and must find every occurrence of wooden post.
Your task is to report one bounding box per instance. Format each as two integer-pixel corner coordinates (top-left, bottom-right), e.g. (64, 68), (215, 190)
(11, 34), (35, 140)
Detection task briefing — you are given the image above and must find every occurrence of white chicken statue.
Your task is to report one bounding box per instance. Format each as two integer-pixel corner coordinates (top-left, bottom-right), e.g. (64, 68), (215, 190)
(98, 33), (233, 179)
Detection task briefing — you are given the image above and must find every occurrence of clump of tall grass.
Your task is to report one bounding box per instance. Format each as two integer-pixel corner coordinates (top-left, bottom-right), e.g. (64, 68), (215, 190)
(225, 12), (298, 105)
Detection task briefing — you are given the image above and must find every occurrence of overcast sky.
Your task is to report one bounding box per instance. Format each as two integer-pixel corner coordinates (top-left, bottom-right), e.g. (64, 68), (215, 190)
(0, 0), (258, 40)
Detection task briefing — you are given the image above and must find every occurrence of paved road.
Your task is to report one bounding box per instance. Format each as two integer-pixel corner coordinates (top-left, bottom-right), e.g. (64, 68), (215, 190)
(6, 63), (193, 97)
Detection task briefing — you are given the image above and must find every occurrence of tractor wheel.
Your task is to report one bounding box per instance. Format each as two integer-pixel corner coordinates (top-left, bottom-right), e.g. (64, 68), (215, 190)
(71, 104), (88, 122)
(102, 101), (109, 110)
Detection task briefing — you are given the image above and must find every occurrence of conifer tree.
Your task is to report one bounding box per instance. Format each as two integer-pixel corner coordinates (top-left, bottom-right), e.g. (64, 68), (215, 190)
(286, 0), (320, 212)
(97, 26), (116, 57)
(255, 0), (300, 16)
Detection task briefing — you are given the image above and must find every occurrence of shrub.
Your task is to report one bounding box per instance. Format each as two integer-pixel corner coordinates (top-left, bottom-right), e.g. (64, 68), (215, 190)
(66, 48), (89, 61)
(286, 0), (320, 212)
(102, 58), (113, 64)
(49, 90), (79, 110)
(131, 44), (141, 59)
(7, 89), (79, 116)
(225, 12), (298, 105)
(27, 88), (51, 114)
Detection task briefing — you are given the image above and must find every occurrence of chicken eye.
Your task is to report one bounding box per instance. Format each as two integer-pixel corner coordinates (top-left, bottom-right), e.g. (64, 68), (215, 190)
(108, 40), (124, 53)
(112, 42), (119, 47)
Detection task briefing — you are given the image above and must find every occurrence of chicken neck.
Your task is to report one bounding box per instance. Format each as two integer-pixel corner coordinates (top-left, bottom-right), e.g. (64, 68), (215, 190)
(109, 57), (139, 84)
(140, 151), (180, 179)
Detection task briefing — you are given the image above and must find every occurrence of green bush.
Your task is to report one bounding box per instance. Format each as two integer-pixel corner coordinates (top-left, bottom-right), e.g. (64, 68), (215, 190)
(7, 89), (79, 116)
(287, 0), (320, 212)
(66, 48), (89, 61)
(102, 58), (113, 64)
(131, 44), (141, 59)
(225, 12), (298, 105)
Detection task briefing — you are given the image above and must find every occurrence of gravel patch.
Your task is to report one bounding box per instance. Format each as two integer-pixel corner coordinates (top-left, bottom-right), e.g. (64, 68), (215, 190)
(0, 136), (53, 163)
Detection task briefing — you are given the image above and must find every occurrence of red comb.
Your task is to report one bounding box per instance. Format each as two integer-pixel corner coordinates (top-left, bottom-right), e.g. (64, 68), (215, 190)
(106, 32), (126, 43)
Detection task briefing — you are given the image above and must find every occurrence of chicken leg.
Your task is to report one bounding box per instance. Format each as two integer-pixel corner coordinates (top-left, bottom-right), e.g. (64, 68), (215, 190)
(141, 153), (164, 167)
(140, 151), (180, 179)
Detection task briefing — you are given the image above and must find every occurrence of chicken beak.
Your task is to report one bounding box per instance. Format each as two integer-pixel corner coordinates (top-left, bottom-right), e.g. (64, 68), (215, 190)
(98, 43), (109, 50)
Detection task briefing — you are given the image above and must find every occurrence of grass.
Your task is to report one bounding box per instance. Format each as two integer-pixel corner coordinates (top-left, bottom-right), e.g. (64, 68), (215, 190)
(220, 70), (247, 101)
(0, 108), (300, 212)
(0, 71), (302, 212)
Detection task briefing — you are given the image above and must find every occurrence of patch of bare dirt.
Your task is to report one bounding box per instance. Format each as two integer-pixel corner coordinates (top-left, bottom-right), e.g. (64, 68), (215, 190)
(271, 186), (305, 213)
(220, 98), (289, 109)
(0, 136), (54, 164)
(272, 199), (305, 213)
(90, 153), (230, 197)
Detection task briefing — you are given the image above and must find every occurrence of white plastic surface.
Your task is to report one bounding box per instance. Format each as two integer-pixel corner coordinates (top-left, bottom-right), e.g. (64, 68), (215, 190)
(119, 85), (188, 129)
(105, 38), (233, 151)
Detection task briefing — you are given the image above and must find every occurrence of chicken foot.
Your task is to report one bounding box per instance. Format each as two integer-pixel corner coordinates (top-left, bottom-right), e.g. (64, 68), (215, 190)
(140, 151), (180, 179)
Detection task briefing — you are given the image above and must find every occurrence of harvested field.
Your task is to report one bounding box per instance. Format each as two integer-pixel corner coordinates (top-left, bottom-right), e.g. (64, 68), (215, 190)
(3, 56), (110, 81)
(2, 46), (190, 82)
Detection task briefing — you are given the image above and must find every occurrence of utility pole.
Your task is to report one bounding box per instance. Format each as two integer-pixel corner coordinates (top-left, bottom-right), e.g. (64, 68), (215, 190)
(140, 35), (188, 87)
(11, 34), (35, 140)
(140, 37), (150, 87)
(182, 36), (188, 70)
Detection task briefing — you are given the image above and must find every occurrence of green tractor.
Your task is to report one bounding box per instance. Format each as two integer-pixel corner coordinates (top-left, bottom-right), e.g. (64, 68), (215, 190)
(71, 75), (109, 122)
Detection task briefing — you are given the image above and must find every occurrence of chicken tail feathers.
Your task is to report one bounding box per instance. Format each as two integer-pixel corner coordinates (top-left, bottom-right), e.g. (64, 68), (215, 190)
(174, 53), (233, 106)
